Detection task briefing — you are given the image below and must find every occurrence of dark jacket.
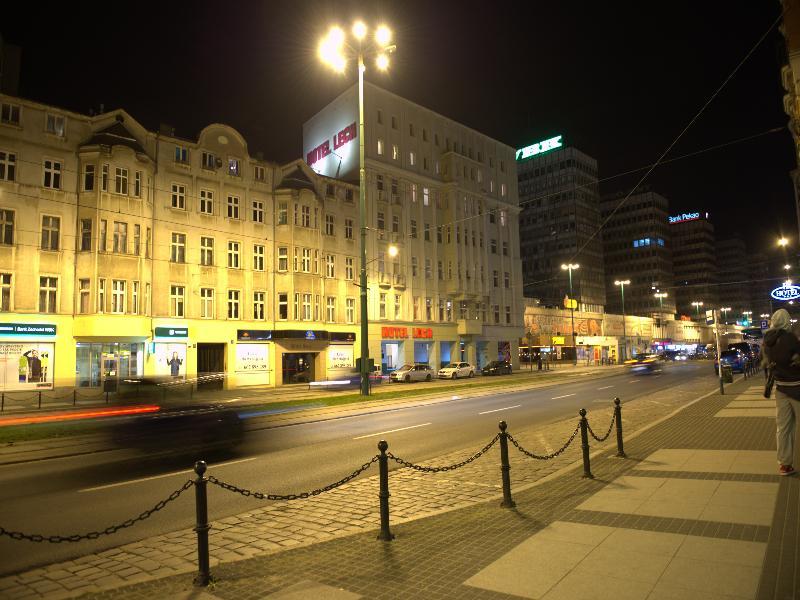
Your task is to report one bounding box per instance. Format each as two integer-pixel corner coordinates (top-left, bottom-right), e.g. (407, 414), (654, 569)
(763, 328), (800, 383)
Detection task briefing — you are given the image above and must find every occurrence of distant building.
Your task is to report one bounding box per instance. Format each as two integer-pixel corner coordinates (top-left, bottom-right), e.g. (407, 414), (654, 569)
(671, 211), (717, 318)
(601, 190), (675, 317)
(717, 237), (751, 317)
(516, 138), (606, 313)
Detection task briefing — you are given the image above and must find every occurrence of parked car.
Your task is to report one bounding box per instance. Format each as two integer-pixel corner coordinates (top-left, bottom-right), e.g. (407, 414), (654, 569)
(715, 349), (747, 374)
(389, 363), (435, 383)
(438, 362), (475, 379)
(482, 360), (513, 376)
(728, 342), (757, 362)
(625, 353), (659, 374)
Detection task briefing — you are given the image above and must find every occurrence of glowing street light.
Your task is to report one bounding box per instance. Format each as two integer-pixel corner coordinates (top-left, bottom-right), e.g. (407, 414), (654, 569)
(691, 300), (704, 316)
(720, 307), (732, 324)
(561, 263), (579, 366)
(778, 237), (789, 247)
(615, 279), (630, 362)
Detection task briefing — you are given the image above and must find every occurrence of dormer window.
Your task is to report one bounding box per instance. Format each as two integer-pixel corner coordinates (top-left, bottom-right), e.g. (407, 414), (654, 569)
(174, 146), (189, 163)
(228, 158), (240, 176)
(202, 152), (217, 170)
(45, 114), (65, 137)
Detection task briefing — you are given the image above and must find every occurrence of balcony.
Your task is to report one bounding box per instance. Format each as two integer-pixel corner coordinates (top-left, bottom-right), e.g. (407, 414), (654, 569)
(378, 272), (392, 288)
(457, 318), (482, 336)
(393, 273), (406, 289)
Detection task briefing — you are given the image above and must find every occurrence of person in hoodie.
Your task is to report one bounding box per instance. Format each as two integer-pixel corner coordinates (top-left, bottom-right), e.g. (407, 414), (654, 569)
(763, 308), (800, 476)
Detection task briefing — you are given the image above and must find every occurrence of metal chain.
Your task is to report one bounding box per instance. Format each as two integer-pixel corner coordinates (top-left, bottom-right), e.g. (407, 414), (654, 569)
(587, 412), (616, 443)
(386, 434), (500, 472)
(507, 425), (579, 460)
(0, 480), (193, 543)
(208, 456), (378, 501)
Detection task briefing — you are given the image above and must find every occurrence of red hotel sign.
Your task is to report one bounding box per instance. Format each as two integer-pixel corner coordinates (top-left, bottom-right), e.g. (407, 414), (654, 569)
(382, 327), (433, 339)
(307, 122), (357, 167)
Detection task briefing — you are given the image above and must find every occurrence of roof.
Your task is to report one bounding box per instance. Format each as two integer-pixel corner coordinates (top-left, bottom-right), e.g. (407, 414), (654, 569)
(275, 165), (316, 192)
(81, 118), (146, 154)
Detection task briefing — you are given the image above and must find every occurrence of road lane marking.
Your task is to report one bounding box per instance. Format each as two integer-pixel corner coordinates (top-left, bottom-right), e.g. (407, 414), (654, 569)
(478, 405), (522, 415)
(78, 457), (257, 493)
(352, 422), (432, 440)
(537, 433), (554, 454)
(551, 394), (576, 400)
(597, 385), (614, 390)
(628, 380), (641, 383)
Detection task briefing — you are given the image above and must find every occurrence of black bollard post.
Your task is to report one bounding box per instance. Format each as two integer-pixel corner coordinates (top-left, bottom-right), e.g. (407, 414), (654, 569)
(105, 391), (109, 404)
(38, 391), (42, 409)
(579, 408), (593, 478)
(498, 421), (515, 508)
(377, 440), (394, 541)
(1, 392), (4, 412)
(73, 389), (77, 406)
(193, 461), (212, 586)
(614, 398), (626, 458)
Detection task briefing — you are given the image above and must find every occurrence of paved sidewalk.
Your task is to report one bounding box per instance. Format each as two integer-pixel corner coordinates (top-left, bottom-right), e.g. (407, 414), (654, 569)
(70, 376), (796, 600)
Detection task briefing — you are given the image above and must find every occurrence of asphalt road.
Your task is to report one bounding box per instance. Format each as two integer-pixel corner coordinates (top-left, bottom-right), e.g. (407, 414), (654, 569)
(0, 361), (715, 575)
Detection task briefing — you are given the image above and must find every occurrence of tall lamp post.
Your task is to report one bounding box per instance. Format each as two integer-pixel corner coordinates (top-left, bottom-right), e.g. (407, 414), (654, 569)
(691, 300), (704, 318)
(561, 263), (579, 366)
(319, 22), (396, 396)
(614, 279), (630, 362)
(654, 291), (668, 343)
(720, 306), (731, 324)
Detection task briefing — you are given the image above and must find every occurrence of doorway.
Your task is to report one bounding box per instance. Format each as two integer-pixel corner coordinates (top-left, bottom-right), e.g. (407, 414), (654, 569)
(197, 343), (225, 390)
(282, 352), (316, 384)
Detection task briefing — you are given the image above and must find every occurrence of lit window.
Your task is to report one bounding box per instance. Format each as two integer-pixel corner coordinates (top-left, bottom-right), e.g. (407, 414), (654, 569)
(278, 202), (288, 225)
(392, 144), (398, 160)
(377, 139), (384, 155)
(346, 298), (355, 323)
(253, 291), (265, 320)
(45, 114), (65, 137)
(278, 247), (288, 271)
(112, 222), (127, 253)
(228, 158), (240, 176)
(200, 288), (214, 319)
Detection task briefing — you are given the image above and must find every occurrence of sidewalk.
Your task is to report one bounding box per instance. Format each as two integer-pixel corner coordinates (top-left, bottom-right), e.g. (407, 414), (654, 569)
(2, 370), (789, 599)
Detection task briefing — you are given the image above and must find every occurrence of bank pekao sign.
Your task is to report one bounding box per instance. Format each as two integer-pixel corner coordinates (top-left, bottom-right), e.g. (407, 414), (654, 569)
(668, 212), (708, 224)
(771, 285), (800, 301)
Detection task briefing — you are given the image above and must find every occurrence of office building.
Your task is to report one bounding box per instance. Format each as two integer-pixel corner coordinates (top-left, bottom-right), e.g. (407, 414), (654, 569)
(516, 140), (606, 312)
(671, 211), (717, 318)
(717, 237), (751, 318)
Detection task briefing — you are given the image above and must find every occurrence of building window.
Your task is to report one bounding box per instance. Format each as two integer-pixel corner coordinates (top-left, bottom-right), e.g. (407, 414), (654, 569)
(45, 114), (65, 137)
(377, 212), (385, 234)
(253, 291), (265, 320)
(325, 214), (335, 236)
(98, 278), (106, 312)
(392, 215), (400, 234)
(425, 258), (432, 279)
(423, 187), (430, 206)
(145, 227), (151, 258)
(0, 151), (17, 182)
(394, 294), (401, 320)
(200, 237), (214, 266)
(252, 200), (264, 223)
(278, 293), (288, 320)
(202, 152), (217, 170)
(490, 239), (497, 254)
(425, 297), (432, 320)
(199, 189), (214, 215)
(325, 254), (335, 278)
(227, 241), (241, 268)
(200, 288), (214, 319)
(101, 164), (109, 191)
(500, 209), (507, 226)
(0, 273), (9, 310)
(254, 165), (266, 181)
(502, 241), (508, 256)
(278, 246), (288, 271)
(437, 261), (443, 280)
(134, 171), (142, 198)
(253, 244), (265, 271)
(345, 256), (354, 280)
(411, 257), (418, 277)
(114, 167), (128, 195)
(278, 202), (288, 225)
(392, 144), (398, 160)
(0, 102), (20, 125)
(377, 138), (384, 155)
(41, 216), (60, 250)
(175, 146), (188, 163)
(43, 159), (62, 189)
(78, 278), (89, 314)
(493, 304), (500, 324)
(326, 296), (336, 322)
(504, 272), (510, 288)
(379, 293), (387, 319)
(489, 210), (496, 224)
(99, 219), (107, 252)
(39, 276), (57, 313)
(302, 293), (312, 320)
(112, 221), (127, 253)
(493, 270), (499, 287)
(80, 219), (92, 251)
(501, 183), (507, 197)
(132, 281), (139, 314)
(169, 286), (185, 317)
(171, 183), (186, 209)
(111, 280), (126, 314)
(409, 151), (416, 166)
(345, 218), (354, 239)
(346, 298), (355, 323)
(227, 290), (240, 319)
(228, 158), (240, 177)
(170, 232), (186, 263)
(133, 224), (141, 255)
(424, 223), (431, 241)
(227, 195), (239, 219)
(505, 306), (511, 324)
(410, 220), (417, 238)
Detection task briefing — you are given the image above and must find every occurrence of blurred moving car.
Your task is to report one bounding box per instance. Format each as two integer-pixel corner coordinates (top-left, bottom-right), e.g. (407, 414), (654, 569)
(438, 362), (475, 379)
(715, 349), (747, 374)
(625, 353), (659, 374)
(389, 363), (435, 382)
(674, 352), (688, 361)
(482, 360), (513, 376)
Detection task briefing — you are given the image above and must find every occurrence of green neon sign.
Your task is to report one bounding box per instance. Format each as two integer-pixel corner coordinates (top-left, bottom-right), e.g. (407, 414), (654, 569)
(515, 135), (563, 161)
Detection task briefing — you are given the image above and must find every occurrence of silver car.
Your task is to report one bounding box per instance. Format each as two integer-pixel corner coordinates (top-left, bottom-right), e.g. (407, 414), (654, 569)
(389, 363), (434, 383)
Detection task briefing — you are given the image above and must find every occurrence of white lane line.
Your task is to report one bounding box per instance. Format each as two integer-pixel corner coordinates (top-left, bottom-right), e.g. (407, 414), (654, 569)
(78, 457), (257, 493)
(551, 394), (576, 400)
(597, 385), (614, 390)
(478, 405), (522, 415)
(628, 380), (641, 383)
(352, 422), (432, 440)
(537, 433), (554, 454)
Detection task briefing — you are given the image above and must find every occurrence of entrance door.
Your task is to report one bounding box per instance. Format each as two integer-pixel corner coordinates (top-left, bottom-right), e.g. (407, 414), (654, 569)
(197, 343), (225, 390)
(102, 353), (118, 392)
(282, 352), (316, 384)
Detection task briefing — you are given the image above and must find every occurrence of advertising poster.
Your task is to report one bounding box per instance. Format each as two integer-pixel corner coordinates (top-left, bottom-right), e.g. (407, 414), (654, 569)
(235, 344), (269, 373)
(328, 345), (354, 369)
(154, 343), (186, 380)
(0, 342), (55, 390)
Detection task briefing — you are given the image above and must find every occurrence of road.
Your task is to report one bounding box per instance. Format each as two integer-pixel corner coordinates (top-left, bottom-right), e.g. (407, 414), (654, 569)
(0, 361), (712, 575)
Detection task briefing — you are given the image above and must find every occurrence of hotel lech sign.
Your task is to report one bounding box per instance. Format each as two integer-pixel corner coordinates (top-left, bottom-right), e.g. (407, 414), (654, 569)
(771, 285), (800, 301)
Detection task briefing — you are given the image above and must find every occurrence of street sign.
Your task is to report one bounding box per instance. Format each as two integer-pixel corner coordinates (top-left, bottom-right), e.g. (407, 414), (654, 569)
(705, 309), (715, 325)
(761, 320), (769, 330)
(563, 296), (577, 309)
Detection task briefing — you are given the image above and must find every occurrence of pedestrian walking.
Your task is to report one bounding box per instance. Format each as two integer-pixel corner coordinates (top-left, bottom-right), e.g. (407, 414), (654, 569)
(763, 308), (800, 476)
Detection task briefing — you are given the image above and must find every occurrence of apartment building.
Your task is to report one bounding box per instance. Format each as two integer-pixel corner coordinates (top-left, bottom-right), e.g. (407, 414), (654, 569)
(303, 83), (524, 372)
(671, 211), (717, 317)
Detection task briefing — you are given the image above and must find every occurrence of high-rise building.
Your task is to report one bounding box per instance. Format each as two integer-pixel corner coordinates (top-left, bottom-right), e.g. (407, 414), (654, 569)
(303, 83), (524, 371)
(670, 211), (717, 318)
(516, 138), (605, 312)
(717, 237), (751, 317)
(601, 190), (675, 317)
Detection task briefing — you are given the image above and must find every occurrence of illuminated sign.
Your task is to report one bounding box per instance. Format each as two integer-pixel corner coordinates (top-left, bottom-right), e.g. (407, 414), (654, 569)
(154, 326), (188, 338)
(551, 336), (566, 345)
(516, 135), (563, 161)
(771, 285), (800, 301)
(413, 327), (433, 339)
(0, 323), (56, 337)
(381, 327), (433, 339)
(306, 122), (357, 166)
(668, 212), (708, 224)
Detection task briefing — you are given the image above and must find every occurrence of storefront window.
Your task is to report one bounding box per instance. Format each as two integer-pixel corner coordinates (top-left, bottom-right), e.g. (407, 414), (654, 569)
(76, 342), (143, 388)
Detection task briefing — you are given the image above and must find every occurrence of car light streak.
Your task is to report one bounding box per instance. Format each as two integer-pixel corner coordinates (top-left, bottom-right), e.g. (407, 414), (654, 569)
(0, 405), (161, 427)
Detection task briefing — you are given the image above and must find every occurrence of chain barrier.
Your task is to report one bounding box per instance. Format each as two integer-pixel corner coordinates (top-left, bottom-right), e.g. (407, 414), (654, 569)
(587, 411), (616, 443)
(386, 434), (499, 472)
(0, 480), (193, 543)
(507, 425), (580, 460)
(208, 456), (378, 501)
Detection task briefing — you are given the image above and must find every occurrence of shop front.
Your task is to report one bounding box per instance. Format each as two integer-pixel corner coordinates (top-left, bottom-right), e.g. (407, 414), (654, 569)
(235, 329), (272, 387)
(381, 326), (436, 370)
(0, 322), (57, 391)
(327, 331), (356, 381)
(76, 342), (144, 391)
(151, 326), (189, 385)
(273, 329), (330, 385)
(577, 336), (619, 365)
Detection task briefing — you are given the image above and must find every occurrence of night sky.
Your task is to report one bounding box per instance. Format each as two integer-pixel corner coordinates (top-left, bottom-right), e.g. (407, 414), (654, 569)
(2, 1), (794, 251)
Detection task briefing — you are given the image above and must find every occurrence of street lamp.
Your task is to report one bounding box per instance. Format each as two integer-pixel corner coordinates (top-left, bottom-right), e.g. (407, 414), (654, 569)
(561, 263), (579, 366)
(691, 300), (704, 317)
(778, 237), (790, 247)
(614, 279), (630, 362)
(654, 291), (668, 347)
(654, 291), (668, 309)
(319, 22), (396, 396)
(720, 306), (732, 324)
